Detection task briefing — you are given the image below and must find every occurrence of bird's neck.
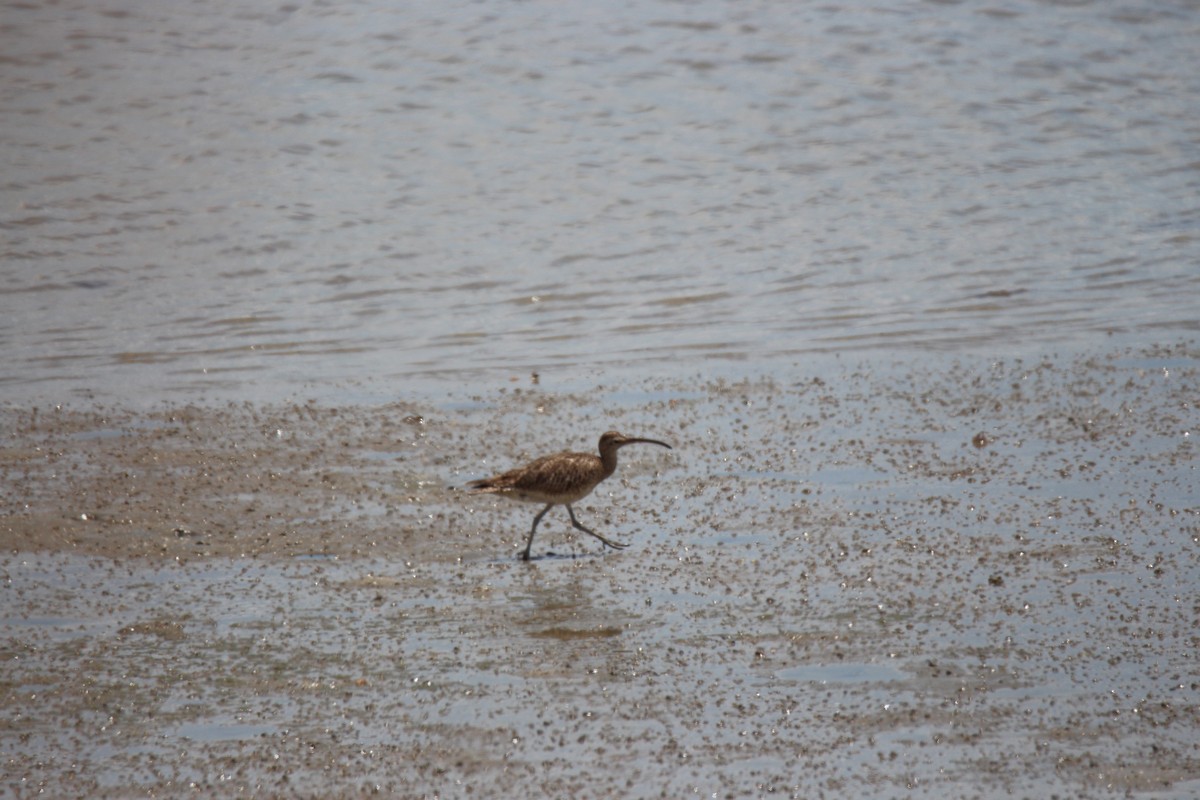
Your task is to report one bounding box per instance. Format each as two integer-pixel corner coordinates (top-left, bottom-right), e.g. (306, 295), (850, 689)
(599, 448), (620, 478)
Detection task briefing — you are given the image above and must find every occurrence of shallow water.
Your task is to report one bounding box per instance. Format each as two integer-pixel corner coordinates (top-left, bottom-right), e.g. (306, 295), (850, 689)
(2, 2), (1198, 797)
(2, 0), (1198, 406)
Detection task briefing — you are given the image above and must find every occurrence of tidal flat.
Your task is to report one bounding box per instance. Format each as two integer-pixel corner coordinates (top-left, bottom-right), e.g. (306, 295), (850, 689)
(2, 346), (1197, 798)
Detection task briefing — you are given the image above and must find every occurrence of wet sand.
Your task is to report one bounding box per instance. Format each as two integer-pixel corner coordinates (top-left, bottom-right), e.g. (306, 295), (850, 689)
(2, 346), (1197, 798)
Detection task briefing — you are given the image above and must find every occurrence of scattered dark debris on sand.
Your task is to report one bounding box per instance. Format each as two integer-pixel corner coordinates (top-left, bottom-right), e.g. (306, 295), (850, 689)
(2, 347), (1197, 797)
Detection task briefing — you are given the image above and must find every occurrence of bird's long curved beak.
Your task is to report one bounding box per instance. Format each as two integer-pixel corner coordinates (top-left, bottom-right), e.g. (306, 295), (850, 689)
(622, 436), (672, 450)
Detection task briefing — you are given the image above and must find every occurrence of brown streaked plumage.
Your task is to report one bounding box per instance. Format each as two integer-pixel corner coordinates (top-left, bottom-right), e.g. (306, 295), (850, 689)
(467, 430), (672, 561)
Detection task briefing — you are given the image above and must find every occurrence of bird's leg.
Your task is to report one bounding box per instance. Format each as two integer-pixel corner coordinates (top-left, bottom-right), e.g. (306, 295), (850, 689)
(523, 504), (553, 561)
(565, 505), (629, 551)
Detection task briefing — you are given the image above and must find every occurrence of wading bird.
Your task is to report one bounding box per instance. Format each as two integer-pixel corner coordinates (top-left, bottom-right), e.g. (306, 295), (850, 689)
(467, 430), (672, 560)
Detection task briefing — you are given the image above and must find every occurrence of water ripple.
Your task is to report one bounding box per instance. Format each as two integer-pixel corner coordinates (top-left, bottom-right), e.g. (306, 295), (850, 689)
(1, 0), (1196, 404)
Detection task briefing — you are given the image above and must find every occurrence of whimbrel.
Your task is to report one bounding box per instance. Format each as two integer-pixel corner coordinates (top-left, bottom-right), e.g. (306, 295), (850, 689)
(467, 430), (672, 561)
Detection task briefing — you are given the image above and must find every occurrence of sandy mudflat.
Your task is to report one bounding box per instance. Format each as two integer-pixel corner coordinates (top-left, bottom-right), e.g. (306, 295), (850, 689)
(2, 346), (1197, 798)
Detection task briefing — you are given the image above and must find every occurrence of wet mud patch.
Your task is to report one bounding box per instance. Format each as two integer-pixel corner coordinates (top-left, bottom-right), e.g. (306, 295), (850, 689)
(1, 344), (1198, 797)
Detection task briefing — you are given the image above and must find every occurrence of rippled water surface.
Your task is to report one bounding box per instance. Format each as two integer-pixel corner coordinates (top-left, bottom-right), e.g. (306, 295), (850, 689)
(2, 1), (1197, 404)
